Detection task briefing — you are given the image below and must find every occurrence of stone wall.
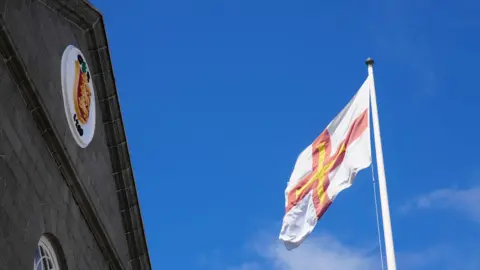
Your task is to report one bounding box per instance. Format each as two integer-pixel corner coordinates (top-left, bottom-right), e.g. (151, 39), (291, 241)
(0, 59), (110, 269)
(0, 0), (149, 269)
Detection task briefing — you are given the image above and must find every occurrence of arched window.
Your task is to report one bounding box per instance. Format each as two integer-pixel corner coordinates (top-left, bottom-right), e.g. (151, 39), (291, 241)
(33, 235), (61, 270)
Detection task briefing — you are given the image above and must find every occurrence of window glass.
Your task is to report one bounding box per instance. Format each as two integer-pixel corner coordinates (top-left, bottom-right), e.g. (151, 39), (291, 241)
(33, 235), (61, 270)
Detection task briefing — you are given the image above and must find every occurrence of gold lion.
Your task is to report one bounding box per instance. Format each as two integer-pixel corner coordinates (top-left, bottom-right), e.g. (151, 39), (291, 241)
(73, 61), (92, 124)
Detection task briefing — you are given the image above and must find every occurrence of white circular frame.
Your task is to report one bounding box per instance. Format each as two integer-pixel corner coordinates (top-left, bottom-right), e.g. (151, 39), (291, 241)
(61, 45), (96, 148)
(33, 235), (61, 270)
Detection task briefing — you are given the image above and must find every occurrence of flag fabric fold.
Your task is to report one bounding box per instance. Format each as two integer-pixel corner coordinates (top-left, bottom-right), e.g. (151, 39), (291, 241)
(279, 77), (372, 249)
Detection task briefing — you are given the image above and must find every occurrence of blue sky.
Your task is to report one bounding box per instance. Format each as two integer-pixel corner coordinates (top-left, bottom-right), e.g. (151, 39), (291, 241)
(91, 0), (480, 269)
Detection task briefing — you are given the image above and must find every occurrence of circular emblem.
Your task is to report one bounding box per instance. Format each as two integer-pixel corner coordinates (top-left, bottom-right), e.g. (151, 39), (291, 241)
(61, 45), (96, 148)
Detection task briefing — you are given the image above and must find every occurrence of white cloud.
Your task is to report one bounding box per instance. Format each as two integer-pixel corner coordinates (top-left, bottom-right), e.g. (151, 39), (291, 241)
(259, 234), (378, 270)
(222, 229), (480, 270)
(223, 231), (380, 270)
(401, 187), (480, 223)
(212, 184), (480, 270)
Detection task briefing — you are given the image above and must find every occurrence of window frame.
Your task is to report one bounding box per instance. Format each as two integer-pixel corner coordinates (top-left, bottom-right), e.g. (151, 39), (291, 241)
(33, 235), (61, 270)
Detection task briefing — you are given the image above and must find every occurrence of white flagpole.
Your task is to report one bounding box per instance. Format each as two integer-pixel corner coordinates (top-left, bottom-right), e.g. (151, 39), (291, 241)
(366, 58), (397, 270)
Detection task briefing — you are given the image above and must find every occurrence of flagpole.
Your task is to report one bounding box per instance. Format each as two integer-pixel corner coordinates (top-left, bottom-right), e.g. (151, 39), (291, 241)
(366, 58), (397, 270)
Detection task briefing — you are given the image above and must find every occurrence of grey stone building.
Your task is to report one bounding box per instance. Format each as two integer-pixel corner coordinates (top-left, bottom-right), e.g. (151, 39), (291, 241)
(0, 0), (151, 269)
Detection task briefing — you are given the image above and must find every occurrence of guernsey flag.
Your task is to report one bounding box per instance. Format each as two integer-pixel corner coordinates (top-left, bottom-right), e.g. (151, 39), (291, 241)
(279, 77), (372, 249)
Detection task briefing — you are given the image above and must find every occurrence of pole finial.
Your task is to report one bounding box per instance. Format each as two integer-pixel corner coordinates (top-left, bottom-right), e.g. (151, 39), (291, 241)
(365, 58), (375, 66)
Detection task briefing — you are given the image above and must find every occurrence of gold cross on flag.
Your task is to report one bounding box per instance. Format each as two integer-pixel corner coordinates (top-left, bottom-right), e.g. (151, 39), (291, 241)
(280, 78), (372, 249)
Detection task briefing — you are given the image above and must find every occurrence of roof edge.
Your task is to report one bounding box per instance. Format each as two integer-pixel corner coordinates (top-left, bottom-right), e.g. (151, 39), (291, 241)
(38, 0), (152, 269)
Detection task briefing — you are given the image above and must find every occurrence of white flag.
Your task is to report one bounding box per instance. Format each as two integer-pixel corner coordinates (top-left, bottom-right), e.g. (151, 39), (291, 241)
(279, 78), (372, 249)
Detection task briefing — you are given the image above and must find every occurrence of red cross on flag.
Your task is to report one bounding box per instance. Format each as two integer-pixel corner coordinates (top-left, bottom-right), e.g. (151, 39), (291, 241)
(279, 77), (372, 249)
